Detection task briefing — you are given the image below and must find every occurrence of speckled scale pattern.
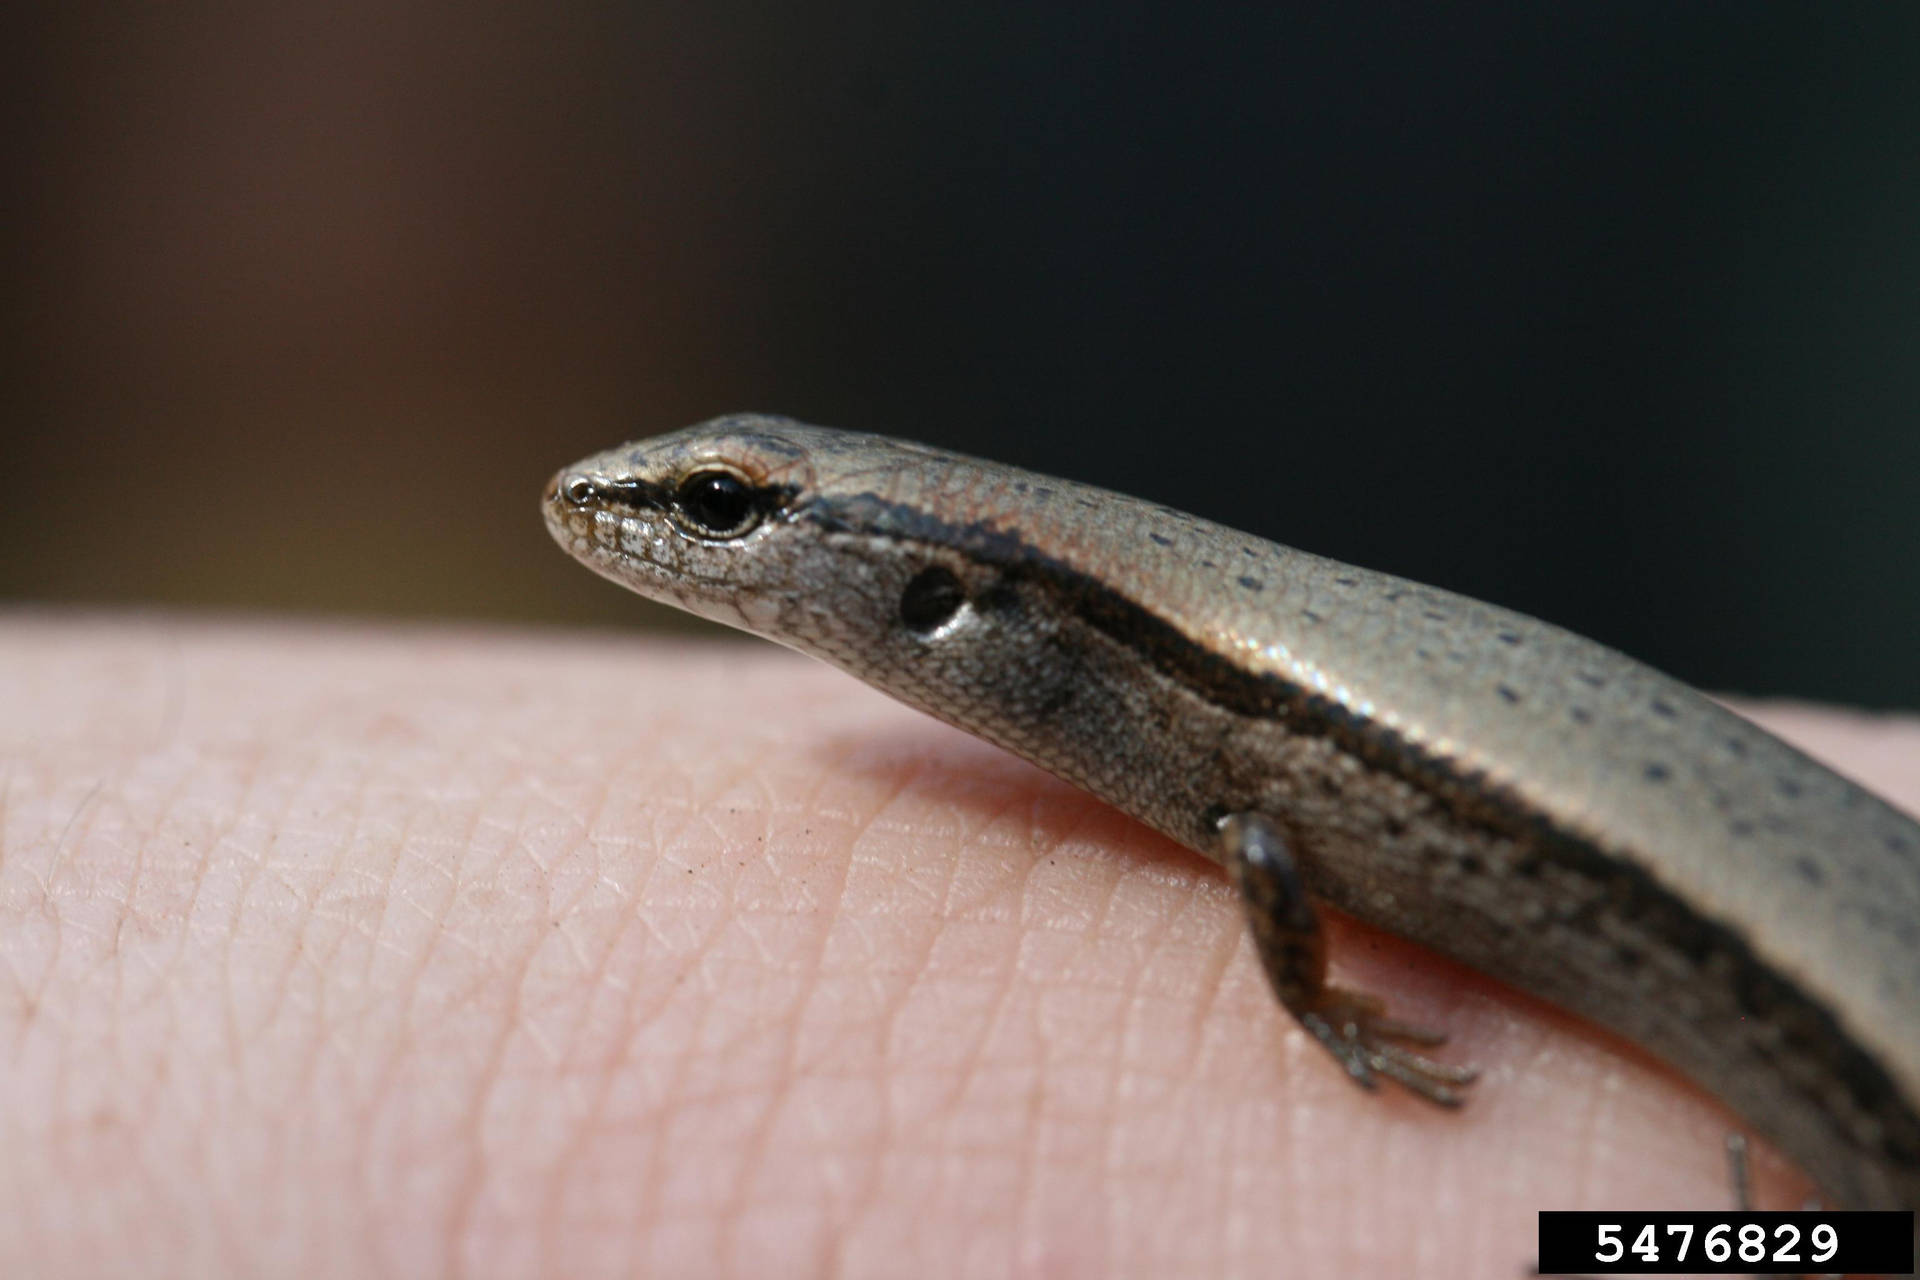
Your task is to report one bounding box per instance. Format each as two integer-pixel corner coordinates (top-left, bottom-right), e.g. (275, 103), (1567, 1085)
(546, 413), (1920, 1215)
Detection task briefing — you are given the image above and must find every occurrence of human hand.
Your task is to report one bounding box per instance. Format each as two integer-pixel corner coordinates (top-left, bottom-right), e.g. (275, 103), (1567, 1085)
(4, 616), (1911, 1277)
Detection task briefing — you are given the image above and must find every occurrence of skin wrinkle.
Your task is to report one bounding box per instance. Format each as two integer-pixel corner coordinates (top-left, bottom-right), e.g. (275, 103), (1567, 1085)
(891, 760), (969, 923)
(826, 762), (980, 1270)
(329, 754), (408, 1276)
(1082, 878), (1187, 1276)
(941, 933), (1034, 1272)
(280, 846), (368, 1260)
(468, 790), (587, 1274)
(442, 752), (542, 1280)
(577, 868), (688, 1272)
(812, 751), (962, 1252)
(647, 740), (748, 880)
(23, 775), (104, 1046)
(220, 743), (320, 1113)
(1161, 876), (1245, 1095)
(888, 765), (1035, 1129)
(1010, 985), (1050, 1278)
(362, 758), (502, 1279)
(1038, 874), (1136, 1261)
(790, 871), (899, 1255)
(860, 756), (972, 1026)
(1220, 1067), (1276, 1276)
(191, 748), (317, 1259)
(307, 842), (384, 1021)
(1034, 799), (1124, 942)
(894, 740), (1198, 1274)
(714, 769), (853, 1279)
(625, 744), (777, 1270)
(120, 761), (219, 1272)
(255, 798), (349, 1037)
(487, 775), (606, 1028)
(813, 827), (939, 1264)
(683, 921), (802, 1258)
(106, 777), (166, 1096)
(970, 805), (1031, 921)
(856, 776), (1026, 1268)
(485, 774), (619, 1272)
(533, 812), (660, 1280)
(777, 720), (859, 824)
(1086, 842), (1166, 969)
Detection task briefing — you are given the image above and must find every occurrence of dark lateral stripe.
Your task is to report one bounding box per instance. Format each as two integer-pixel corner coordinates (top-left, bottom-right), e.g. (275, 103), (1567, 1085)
(594, 476), (670, 511)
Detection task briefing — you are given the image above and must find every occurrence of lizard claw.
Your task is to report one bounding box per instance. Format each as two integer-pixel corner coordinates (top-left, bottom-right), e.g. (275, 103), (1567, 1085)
(1299, 988), (1479, 1108)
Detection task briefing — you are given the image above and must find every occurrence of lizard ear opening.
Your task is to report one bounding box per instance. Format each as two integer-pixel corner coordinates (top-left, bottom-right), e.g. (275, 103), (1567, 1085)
(899, 566), (968, 635)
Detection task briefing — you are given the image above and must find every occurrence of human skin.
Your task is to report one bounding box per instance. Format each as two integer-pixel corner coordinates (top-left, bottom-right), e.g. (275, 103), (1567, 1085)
(1, 615), (1914, 1278)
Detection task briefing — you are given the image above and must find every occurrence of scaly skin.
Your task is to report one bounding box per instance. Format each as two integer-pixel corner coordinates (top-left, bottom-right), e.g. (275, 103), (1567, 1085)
(546, 413), (1920, 1223)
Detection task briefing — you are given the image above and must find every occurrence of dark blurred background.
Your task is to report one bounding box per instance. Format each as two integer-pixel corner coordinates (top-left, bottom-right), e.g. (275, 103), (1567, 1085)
(6, 4), (1918, 706)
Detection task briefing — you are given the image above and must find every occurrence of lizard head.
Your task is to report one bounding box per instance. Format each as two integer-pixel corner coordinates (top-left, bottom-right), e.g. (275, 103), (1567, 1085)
(543, 413), (838, 632)
(545, 410), (1002, 643)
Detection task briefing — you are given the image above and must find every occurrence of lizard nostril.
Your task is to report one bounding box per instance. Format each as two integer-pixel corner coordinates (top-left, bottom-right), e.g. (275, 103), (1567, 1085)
(563, 476), (596, 505)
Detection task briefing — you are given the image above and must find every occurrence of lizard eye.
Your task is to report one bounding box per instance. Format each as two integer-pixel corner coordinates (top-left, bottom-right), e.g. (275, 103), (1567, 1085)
(673, 469), (757, 537)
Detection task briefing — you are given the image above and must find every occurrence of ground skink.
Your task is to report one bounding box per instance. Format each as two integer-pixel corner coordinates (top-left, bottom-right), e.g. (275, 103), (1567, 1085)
(542, 413), (1920, 1219)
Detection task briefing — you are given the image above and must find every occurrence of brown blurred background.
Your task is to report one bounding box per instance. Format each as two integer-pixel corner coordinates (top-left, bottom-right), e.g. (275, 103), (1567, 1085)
(6, 3), (1919, 705)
